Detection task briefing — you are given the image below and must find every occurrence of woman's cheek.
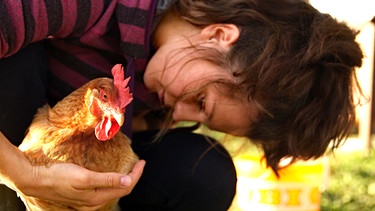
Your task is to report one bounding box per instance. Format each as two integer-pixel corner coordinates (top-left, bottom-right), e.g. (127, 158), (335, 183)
(144, 59), (161, 90)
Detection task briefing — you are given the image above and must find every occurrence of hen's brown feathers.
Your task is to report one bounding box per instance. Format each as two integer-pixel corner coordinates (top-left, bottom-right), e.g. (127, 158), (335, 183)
(47, 78), (109, 129)
(18, 75), (138, 211)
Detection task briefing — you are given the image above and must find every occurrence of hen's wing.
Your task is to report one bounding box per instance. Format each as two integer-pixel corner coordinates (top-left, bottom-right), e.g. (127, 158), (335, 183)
(19, 104), (66, 166)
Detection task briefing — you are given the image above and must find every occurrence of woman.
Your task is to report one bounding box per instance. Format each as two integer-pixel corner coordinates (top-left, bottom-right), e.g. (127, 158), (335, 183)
(0, 0), (363, 210)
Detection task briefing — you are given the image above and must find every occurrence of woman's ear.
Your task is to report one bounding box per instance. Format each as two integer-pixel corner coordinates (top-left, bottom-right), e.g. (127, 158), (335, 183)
(200, 24), (240, 49)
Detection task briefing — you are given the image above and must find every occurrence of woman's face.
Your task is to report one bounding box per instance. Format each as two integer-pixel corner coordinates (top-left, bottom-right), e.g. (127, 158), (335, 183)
(144, 36), (253, 136)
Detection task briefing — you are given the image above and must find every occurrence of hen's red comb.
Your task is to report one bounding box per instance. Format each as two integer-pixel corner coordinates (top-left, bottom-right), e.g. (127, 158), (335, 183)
(111, 64), (133, 109)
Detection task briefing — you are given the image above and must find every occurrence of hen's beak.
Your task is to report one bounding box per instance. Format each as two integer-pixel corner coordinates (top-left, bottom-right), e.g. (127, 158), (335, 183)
(112, 111), (124, 126)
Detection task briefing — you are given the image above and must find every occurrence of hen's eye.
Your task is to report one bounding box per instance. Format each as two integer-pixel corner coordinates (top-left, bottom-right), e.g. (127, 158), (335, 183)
(100, 90), (109, 101)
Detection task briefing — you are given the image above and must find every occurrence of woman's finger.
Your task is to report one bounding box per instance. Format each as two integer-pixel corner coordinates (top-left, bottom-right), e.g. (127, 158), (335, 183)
(77, 160), (145, 190)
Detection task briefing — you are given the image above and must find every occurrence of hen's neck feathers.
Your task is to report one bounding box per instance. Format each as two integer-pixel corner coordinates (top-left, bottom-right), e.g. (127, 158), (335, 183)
(47, 78), (107, 131)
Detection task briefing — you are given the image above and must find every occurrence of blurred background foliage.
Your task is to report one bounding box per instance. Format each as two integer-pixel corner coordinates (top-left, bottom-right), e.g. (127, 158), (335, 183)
(191, 124), (375, 210)
(321, 151), (375, 211)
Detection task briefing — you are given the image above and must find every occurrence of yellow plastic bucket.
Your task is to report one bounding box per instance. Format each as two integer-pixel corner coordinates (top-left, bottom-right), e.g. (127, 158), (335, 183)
(231, 155), (328, 211)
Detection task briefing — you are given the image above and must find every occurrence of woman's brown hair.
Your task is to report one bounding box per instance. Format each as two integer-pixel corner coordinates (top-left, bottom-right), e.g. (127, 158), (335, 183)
(172, 0), (364, 174)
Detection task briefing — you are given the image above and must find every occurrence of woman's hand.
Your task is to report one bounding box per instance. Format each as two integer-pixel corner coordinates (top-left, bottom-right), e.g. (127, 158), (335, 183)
(0, 132), (145, 210)
(25, 160), (145, 210)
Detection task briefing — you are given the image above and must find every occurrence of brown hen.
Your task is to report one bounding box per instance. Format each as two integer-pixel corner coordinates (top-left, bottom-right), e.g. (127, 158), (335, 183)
(18, 64), (139, 211)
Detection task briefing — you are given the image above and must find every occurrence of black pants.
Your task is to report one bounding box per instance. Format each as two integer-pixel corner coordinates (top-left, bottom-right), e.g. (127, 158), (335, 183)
(121, 129), (237, 211)
(0, 42), (237, 211)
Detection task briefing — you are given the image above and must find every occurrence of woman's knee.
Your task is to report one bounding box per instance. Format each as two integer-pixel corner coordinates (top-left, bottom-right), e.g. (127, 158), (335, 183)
(123, 129), (237, 210)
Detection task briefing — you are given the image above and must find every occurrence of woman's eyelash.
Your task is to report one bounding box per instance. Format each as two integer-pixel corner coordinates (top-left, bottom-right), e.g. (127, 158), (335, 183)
(197, 96), (205, 110)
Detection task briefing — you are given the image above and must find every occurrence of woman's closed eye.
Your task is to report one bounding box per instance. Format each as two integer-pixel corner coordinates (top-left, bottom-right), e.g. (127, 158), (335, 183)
(196, 95), (206, 111)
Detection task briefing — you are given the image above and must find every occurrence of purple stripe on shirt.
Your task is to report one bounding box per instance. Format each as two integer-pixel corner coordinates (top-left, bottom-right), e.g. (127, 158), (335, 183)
(30, 1), (49, 42)
(118, 0), (152, 10)
(0, 0), (22, 56)
(47, 41), (111, 79)
(55, 0), (78, 37)
(48, 57), (91, 89)
(119, 24), (145, 45)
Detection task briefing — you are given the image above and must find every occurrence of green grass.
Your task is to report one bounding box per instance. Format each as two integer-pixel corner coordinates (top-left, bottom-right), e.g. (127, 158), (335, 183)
(321, 151), (375, 211)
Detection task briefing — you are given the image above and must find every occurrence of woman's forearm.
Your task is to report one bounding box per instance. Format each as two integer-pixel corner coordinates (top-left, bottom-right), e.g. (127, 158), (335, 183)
(0, 0), (104, 58)
(0, 131), (31, 192)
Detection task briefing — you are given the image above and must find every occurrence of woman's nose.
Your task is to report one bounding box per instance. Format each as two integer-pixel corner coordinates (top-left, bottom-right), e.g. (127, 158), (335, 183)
(172, 102), (205, 122)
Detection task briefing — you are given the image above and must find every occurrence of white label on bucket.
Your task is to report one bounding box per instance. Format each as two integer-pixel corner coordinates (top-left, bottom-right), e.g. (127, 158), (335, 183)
(236, 176), (320, 211)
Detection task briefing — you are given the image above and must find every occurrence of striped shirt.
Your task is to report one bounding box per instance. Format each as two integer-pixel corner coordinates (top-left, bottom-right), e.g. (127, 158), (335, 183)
(0, 0), (174, 135)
